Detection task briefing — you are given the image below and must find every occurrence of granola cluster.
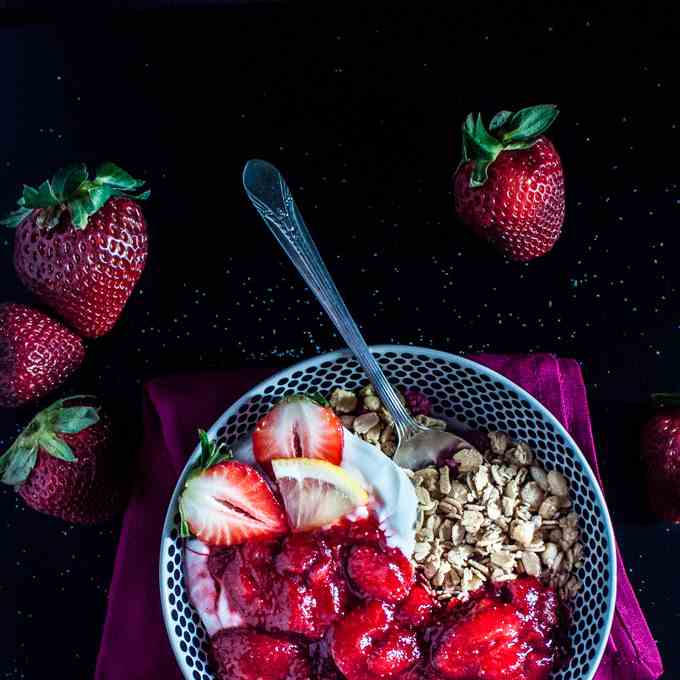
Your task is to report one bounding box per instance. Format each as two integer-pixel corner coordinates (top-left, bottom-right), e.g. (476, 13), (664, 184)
(329, 386), (583, 604)
(406, 433), (583, 603)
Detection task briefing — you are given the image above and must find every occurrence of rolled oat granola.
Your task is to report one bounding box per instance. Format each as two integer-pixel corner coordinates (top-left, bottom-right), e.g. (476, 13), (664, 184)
(329, 384), (584, 604)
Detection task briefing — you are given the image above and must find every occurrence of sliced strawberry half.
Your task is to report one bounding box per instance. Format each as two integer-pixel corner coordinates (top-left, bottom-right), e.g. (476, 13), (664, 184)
(253, 395), (344, 473)
(179, 431), (288, 546)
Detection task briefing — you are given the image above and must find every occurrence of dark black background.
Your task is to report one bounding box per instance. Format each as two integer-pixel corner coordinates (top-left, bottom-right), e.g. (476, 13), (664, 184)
(2, 2), (679, 678)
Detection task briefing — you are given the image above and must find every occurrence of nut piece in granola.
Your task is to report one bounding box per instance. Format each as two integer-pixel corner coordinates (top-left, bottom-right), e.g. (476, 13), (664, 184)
(329, 388), (358, 414)
(508, 442), (533, 465)
(530, 466), (549, 491)
(415, 414), (448, 430)
(521, 551), (542, 577)
(461, 509), (484, 535)
(453, 448), (483, 473)
(363, 395), (381, 412)
(353, 412), (380, 435)
(538, 496), (560, 520)
(511, 520), (535, 547)
(547, 470), (569, 497)
(520, 481), (545, 510)
(489, 431), (511, 455)
(490, 549), (516, 572)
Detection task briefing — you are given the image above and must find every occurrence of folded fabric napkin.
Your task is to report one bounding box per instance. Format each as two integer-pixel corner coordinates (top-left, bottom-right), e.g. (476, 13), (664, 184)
(94, 353), (663, 680)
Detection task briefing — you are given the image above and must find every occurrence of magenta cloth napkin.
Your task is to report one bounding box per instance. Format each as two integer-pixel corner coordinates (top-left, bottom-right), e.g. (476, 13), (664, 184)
(94, 354), (663, 680)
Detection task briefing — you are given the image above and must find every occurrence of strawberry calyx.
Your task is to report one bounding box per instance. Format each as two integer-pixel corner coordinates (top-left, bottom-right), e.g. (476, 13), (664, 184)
(652, 393), (680, 408)
(1, 162), (150, 230)
(460, 104), (559, 188)
(0, 395), (99, 487)
(193, 429), (234, 471)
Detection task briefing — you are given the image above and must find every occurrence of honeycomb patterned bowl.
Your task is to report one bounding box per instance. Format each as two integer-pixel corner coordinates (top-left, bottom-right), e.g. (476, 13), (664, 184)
(160, 345), (616, 680)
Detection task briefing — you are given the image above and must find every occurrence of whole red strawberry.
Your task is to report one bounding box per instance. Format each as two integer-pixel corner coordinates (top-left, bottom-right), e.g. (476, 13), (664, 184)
(2, 162), (150, 337)
(453, 105), (565, 261)
(0, 396), (125, 523)
(0, 303), (85, 407)
(641, 394), (680, 522)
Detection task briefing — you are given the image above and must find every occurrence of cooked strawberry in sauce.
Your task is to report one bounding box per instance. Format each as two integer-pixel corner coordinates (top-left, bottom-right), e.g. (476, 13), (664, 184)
(199, 517), (569, 680)
(430, 577), (563, 680)
(210, 628), (310, 680)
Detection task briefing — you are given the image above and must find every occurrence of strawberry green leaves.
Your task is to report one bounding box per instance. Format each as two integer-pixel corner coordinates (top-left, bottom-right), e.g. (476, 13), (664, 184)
(0, 396), (100, 486)
(2, 161), (150, 230)
(51, 163), (89, 198)
(498, 105), (559, 144)
(196, 429), (233, 470)
(0, 442), (38, 486)
(305, 392), (330, 407)
(53, 405), (100, 433)
(179, 514), (191, 539)
(459, 105), (559, 188)
(38, 433), (78, 462)
(488, 110), (513, 132)
(95, 162), (147, 191)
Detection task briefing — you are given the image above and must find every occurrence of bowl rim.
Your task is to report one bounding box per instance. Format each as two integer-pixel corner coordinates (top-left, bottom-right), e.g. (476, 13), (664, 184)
(159, 344), (617, 680)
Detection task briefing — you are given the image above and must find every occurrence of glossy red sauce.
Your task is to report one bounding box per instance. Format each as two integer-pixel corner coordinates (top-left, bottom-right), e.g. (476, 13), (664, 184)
(206, 518), (568, 680)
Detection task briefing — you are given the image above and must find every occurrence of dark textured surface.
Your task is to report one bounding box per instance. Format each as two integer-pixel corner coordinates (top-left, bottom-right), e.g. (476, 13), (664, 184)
(1, 3), (678, 679)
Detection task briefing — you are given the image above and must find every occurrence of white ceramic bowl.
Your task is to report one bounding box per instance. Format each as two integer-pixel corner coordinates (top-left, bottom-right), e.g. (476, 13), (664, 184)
(160, 346), (616, 680)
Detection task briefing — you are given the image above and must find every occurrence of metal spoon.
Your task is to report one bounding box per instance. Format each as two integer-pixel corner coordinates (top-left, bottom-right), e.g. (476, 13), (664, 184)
(242, 159), (471, 470)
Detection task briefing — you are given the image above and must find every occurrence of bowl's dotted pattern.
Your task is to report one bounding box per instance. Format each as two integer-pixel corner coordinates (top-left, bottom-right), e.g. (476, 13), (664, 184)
(161, 349), (613, 680)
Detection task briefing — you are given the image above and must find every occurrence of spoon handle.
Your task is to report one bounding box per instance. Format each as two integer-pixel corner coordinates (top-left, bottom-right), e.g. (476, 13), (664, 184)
(242, 159), (416, 436)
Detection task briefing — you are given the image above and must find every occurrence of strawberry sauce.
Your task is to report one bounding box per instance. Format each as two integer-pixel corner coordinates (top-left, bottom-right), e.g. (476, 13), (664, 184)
(198, 518), (569, 680)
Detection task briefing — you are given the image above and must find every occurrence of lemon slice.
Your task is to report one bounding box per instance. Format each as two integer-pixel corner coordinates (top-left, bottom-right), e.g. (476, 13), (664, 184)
(271, 458), (369, 531)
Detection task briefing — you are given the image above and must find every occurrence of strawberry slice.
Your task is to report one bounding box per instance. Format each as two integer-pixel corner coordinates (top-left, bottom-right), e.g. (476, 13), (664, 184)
(253, 395), (343, 473)
(179, 431), (288, 546)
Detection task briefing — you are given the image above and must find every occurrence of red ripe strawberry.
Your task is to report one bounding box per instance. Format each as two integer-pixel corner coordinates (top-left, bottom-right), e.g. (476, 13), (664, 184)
(253, 394), (344, 473)
(210, 628), (311, 680)
(641, 394), (680, 522)
(432, 599), (525, 679)
(179, 430), (288, 546)
(365, 627), (420, 678)
(330, 600), (420, 680)
(0, 396), (125, 523)
(432, 578), (561, 680)
(396, 582), (435, 627)
(347, 544), (415, 605)
(453, 105), (565, 262)
(3, 162), (149, 337)
(0, 303), (85, 407)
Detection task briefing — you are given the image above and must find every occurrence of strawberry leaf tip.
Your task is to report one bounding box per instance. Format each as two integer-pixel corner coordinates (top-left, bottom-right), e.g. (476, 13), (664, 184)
(0, 442), (38, 486)
(305, 392), (331, 407)
(195, 429), (232, 472)
(1, 161), (150, 230)
(52, 406), (100, 433)
(0, 396), (100, 487)
(460, 104), (559, 188)
(179, 513), (192, 539)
